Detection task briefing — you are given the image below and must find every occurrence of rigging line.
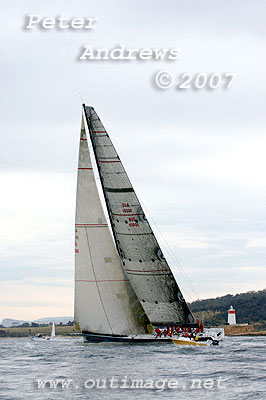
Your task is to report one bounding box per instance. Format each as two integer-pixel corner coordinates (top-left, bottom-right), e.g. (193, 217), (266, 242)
(157, 228), (200, 301)
(137, 195), (200, 302)
(157, 230), (200, 300)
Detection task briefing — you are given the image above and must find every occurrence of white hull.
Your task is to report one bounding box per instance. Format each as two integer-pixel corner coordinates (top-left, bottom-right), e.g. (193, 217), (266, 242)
(83, 330), (223, 345)
(30, 336), (56, 342)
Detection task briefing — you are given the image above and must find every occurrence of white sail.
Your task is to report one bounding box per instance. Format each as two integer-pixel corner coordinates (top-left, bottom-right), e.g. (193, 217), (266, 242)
(51, 322), (56, 338)
(74, 112), (148, 335)
(83, 106), (195, 326)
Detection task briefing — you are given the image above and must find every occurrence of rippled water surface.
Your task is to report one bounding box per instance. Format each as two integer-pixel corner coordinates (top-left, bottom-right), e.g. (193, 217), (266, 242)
(0, 336), (266, 399)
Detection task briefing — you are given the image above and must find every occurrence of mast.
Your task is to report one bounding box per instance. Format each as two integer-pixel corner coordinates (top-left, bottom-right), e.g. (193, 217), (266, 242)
(74, 110), (149, 335)
(83, 105), (195, 326)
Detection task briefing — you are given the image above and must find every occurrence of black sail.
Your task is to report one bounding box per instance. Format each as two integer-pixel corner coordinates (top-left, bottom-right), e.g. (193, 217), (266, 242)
(83, 105), (195, 326)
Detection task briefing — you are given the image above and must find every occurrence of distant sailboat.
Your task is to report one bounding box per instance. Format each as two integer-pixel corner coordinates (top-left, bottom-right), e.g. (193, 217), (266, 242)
(30, 322), (56, 341)
(74, 105), (223, 344)
(50, 322), (56, 340)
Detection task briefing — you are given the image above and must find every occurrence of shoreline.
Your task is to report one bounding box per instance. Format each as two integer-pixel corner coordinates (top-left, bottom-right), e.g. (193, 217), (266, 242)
(1, 325), (266, 338)
(0, 325), (76, 338)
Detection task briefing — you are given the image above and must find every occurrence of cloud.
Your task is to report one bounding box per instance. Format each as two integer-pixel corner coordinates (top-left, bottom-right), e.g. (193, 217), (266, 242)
(1, 1), (266, 320)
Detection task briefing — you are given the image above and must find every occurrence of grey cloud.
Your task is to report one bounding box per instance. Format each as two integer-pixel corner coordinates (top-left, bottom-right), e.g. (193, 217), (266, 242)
(0, 0), (265, 314)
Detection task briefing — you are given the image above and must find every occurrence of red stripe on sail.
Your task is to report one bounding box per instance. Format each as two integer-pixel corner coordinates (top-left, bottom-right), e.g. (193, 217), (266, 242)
(112, 213), (143, 216)
(75, 223), (108, 226)
(78, 168), (93, 170)
(80, 138), (87, 141)
(93, 131), (106, 133)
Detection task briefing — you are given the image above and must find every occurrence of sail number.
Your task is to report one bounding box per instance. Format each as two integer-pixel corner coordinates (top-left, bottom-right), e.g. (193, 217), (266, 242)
(129, 222), (138, 227)
(121, 203), (139, 227)
(122, 203), (132, 213)
(75, 230), (79, 253)
(129, 217), (139, 227)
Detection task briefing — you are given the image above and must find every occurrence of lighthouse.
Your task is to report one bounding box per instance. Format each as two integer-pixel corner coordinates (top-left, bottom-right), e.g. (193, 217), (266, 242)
(228, 305), (236, 325)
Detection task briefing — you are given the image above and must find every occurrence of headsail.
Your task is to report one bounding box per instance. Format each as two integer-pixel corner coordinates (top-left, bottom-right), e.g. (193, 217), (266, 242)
(74, 111), (149, 335)
(51, 322), (56, 339)
(83, 105), (195, 326)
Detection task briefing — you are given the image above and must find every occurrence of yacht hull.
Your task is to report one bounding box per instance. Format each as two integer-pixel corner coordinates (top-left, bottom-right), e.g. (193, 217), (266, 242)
(83, 333), (172, 343)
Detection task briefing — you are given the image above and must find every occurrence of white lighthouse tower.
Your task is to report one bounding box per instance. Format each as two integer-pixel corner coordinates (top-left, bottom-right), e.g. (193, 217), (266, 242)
(228, 305), (236, 325)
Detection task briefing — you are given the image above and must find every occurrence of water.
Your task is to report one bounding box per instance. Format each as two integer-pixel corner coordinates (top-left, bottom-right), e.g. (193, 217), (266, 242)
(0, 336), (266, 399)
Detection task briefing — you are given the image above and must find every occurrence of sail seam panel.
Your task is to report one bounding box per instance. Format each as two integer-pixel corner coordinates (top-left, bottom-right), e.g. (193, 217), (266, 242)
(126, 272), (171, 276)
(99, 160), (121, 163)
(125, 269), (170, 273)
(105, 188), (134, 193)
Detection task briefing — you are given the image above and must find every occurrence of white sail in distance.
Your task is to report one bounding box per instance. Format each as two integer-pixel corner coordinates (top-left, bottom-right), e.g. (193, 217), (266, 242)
(83, 105), (195, 326)
(51, 322), (55, 339)
(74, 111), (149, 335)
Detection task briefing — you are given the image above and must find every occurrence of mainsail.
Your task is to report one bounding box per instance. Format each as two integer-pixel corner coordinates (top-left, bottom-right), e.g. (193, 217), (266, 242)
(82, 105), (195, 326)
(74, 112), (149, 335)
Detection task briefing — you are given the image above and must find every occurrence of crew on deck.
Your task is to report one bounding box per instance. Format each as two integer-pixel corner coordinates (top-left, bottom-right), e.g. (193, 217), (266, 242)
(154, 322), (204, 339)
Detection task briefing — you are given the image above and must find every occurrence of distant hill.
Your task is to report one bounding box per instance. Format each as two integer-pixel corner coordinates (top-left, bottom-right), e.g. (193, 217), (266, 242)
(1, 318), (30, 328)
(34, 317), (73, 325)
(1, 317), (73, 328)
(189, 289), (266, 327)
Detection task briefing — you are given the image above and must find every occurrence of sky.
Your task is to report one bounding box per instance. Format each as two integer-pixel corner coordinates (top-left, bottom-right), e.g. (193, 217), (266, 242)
(1, 0), (266, 321)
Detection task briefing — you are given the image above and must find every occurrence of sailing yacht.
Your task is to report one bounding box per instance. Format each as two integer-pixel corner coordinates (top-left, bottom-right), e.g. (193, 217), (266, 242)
(30, 322), (56, 341)
(74, 105), (223, 345)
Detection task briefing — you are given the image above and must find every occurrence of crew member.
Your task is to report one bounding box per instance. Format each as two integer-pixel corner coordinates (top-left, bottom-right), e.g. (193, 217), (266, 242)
(155, 327), (162, 338)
